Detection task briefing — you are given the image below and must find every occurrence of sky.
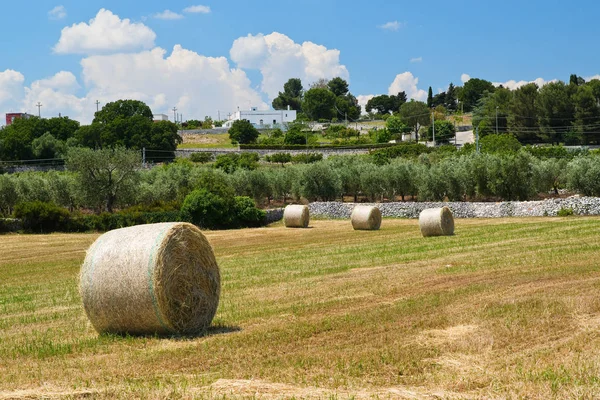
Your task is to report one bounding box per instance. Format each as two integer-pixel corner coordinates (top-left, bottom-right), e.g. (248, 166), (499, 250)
(1, 0), (599, 125)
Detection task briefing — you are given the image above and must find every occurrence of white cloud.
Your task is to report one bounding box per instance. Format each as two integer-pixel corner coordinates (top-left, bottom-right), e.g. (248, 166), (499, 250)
(388, 72), (427, 102)
(48, 5), (67, 20)
(154, 10), (184, 20)
(379, 21), (402, 31)
(183, 5), (211, 14)
(461, 73), (471, 83)
(77, 45), (266, 123)
(53, 9), (156, 55)
(356, 94), (374, 114)
(410, 57), (422, 63)
(23, 72), (87, 120)
(492, 78), (558, 90)
(0, 69), (25, 111)
(586, 75), (600, 81)
(230, 32), (349, 100)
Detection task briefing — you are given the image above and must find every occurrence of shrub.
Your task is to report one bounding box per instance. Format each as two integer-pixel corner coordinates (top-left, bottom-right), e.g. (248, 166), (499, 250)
(14, 201), (71, 233)
(189, 152), (214, 163)
(265, 153), (292, 166)
(557, 207), (574, 217)
(180, 189), (234, 229)
(291, 153), (323, 164)
(480, 134), (522, 154)
(232, 196), (265, 228)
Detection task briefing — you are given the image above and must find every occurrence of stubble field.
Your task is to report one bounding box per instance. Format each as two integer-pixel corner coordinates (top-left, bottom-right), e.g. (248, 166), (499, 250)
(1, 218), (600, 399)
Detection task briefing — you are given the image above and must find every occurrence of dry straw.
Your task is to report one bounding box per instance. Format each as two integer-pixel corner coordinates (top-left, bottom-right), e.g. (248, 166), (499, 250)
(351, 206), (382, 231)
(80, 222), (221, 336)
(284, 205), (310, 228)
(419, 207), (455, 237)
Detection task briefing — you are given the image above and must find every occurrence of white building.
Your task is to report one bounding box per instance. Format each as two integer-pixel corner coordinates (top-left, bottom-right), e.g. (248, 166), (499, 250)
(153, 114), (169, 122)
(224, 106), (296, 128)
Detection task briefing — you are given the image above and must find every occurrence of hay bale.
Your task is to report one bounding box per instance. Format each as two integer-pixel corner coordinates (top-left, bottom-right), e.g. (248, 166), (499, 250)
(80, 222), (220, 335)
(284, 205), (310, 228)
(351, 206), (382, 231)
(419, 207), (455, 237)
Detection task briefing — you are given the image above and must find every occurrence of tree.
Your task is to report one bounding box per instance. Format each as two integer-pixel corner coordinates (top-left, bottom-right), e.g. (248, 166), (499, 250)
(31, 133), (67, 160)
(398, 100), (430, 141)
(93, 99), (153, 125)
(365, 92), (406, 115)
(310, 78), (329, 89)
(536, 81), (575, 144)
(445, 83), (458, 111)
(302, 87), (336, 121)
(508, 83), (540, 144)
(385, 115), (409, 138)
(569, 74), (585, 87)
(425, 120), (456, 144)
(228, 120), (260, 144)
(335, 94), (361, 121)
(459, 78), (495, 112)
(66, 147), (141, 213)
(472, 87), (512, 136)
(272, 78), (304, 111)
(427, 87), (433, 108)
(573, 85), (600, 144)
(328, 77), (349, 97)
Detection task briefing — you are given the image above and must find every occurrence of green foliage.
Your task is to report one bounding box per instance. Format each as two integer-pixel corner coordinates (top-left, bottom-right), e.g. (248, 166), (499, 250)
(0, 175), (18, 216)
(302, 87), (336, 121)
(480, 134), (522, 154)
(66, 147), (141, 212)
(214, 153), (259, 173)
(291, 153), (323, 164)
(13, 201), (70, 233)
(537, 82), (575, 144)
(189, 152), (214, 163)
(385, 115), (410, 137)
(228, 120), (260, 144)
(93, 99), (153, 124)
(272, 78), (303, 111)
(509, 83), (540, 144)
(232, 196), (265, 228)
(459, 78), (496, 112)
(425, 120), (456, 144)
(324, 125), (360, 139)
(180, 189), (234, 229)
(370, 143), (431, 164)
(284, 124), (309, 145)
(557, 207), (574, 217)
(399, 100), (431, 140)
(31, 133), (66, 160)
(265, 153), (292, 165)
(370, 128), (392, 144)
(566, 156), (600, 196)
(365, 92), (407, 115)
(299, 163), (341, 201)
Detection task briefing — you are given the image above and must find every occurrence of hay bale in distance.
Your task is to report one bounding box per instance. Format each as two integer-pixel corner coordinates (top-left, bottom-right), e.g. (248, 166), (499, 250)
(419, 207), (455, 237)
(283, 205), (310, 228)
(80, 222), (220, 335)
(351, 206), (382, 231)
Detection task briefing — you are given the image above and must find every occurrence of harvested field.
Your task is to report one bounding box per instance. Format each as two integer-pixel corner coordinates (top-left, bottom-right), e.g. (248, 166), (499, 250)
(2, 218), (600, 398)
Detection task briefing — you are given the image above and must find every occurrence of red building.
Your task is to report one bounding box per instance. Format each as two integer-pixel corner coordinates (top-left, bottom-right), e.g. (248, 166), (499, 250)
(5, 113), (33, 126)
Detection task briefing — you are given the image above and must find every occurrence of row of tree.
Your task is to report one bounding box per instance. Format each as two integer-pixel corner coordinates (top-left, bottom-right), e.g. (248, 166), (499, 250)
(2, 148), (600, 218)
(473, 75), (600, 145)
(0, 100), (181, 161)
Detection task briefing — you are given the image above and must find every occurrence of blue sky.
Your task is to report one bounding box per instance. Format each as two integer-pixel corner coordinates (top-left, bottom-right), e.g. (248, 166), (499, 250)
(1, 0), (599, 124)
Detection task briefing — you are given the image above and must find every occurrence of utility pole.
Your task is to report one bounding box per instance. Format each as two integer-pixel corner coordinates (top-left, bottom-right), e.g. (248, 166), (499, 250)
(95, 100), (100, 112)
(495, 106), (499, 134)
(345, 112), (348, 126)
(36, 102), (42, 117)
(218, 110), (220, 121)
(172, 107), (177, 123)
(142, 147), (146, 167)
(476, 126), (480, 153)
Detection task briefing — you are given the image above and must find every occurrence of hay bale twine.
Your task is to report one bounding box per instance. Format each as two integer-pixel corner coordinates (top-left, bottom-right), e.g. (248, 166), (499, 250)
(80, 222), (220, 335)
(351, 206), (382, 231)
(284, 205), (310, 228)
(419, 207), (455, 237)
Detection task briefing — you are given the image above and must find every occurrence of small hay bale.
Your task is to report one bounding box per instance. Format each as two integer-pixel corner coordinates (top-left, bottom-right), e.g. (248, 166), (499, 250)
(79, 222), (220, 335)
(283, 205), (310, 228)
(419, 207), (455, 237)
(351, 206), (382, 231)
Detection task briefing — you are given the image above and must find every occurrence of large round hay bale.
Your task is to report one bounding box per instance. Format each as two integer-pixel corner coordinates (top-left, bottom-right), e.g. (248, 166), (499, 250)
(284, 205), (310, 228)
(351, 206), (382, 231)
(80, 222), (220, 336)
(419, 207), (455, 237)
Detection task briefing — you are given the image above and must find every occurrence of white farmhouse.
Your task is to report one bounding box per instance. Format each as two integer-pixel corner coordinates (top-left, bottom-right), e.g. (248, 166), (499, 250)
(223, 106), (296, 128)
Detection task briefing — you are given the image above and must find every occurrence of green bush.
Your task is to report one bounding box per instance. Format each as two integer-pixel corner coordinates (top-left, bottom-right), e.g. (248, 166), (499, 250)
(265, 153), (292, 165)
(232, 196), (265, 228)
(228, 120), (259, 144)
(189, 152), (214, 163)
(291, 153), (323, 164)
(14, 201), (71, 233)
(180, 189), (234, 229)
(557, 207), (574, 217)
